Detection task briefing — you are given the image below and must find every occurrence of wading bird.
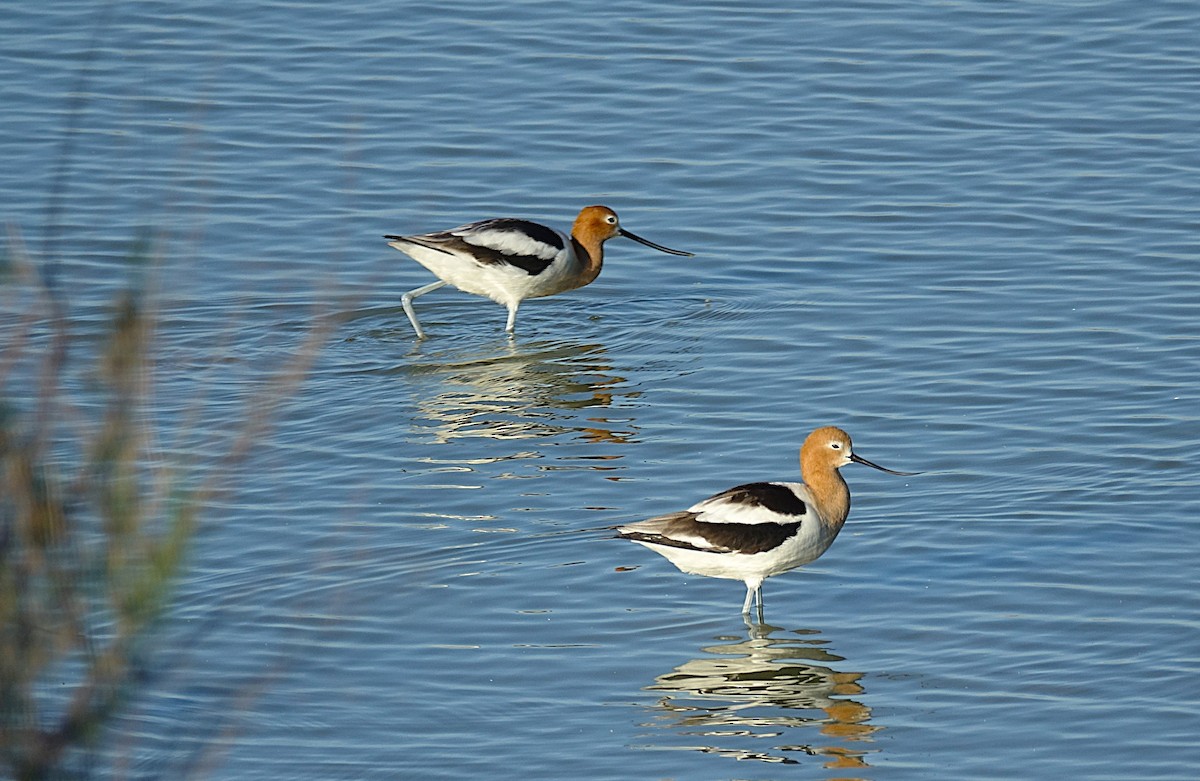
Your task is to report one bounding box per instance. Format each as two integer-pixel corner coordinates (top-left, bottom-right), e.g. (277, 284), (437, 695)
(384, 205), (693, 338)
(617, 426), (917, 616)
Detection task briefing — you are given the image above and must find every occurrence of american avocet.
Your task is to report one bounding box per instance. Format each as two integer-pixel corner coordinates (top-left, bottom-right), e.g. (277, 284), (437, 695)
(617, 426), (916, 616)
(384, 205), (693, 338)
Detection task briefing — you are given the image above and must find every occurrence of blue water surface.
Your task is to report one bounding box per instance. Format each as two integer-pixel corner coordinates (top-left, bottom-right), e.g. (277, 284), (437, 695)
(2, 1), (1198, 779)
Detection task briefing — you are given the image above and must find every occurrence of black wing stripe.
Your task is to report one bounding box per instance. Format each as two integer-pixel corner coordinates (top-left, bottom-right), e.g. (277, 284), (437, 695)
(619, 516), (804, 555)
(712, 482), (809, 517)
(436, 236), (555, 275)
(475, 219), (564, 251)
(689, 518), (804, 554)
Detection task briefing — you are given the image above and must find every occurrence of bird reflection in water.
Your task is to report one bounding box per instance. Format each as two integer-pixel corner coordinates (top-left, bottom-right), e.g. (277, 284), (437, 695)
(395, 339), (638, 446)
(638, 619), (879, 774)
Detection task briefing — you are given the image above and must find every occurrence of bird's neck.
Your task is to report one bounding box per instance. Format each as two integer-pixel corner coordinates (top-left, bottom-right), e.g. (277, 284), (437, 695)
(805, 466), (852, 531)
(570, 236), (603, 288)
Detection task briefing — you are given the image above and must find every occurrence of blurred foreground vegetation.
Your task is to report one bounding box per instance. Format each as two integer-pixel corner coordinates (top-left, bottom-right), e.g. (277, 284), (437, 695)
(1, 245), (330, 779)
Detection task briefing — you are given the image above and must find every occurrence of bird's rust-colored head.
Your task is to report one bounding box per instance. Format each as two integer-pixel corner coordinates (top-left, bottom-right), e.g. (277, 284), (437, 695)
(799, 426), (916, 526)
(571, 205), (694, 258)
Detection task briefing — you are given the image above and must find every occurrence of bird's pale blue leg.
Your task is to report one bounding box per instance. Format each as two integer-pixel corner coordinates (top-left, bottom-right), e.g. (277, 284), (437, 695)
(504, 302), (519, 333)
(742, 579), (765, 617)
(402, 280), (447, 339)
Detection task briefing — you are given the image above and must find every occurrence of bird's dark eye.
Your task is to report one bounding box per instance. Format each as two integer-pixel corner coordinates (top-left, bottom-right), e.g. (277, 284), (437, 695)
(607, 215), (617, 224)
(830, 442), (841, 449)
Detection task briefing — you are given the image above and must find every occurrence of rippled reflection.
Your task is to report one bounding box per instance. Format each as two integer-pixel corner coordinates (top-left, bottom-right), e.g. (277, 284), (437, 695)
(390, 337), (639, 444)
(638, 620), (879, 774)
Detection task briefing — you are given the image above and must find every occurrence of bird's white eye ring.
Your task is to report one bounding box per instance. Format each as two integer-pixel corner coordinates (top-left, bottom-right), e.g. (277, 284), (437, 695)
(830, 442), (842, 449)
(606, 215), (617, 224)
